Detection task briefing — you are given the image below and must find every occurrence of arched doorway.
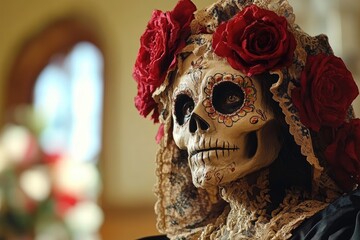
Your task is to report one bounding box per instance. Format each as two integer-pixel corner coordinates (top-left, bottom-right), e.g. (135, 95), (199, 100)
(1, 17), (105, 238)
(5, 17), (105, 162)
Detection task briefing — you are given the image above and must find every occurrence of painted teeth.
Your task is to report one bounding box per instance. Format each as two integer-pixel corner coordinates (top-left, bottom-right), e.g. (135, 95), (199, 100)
(190, 147), (239, 157)
(189, 139), (239, 158)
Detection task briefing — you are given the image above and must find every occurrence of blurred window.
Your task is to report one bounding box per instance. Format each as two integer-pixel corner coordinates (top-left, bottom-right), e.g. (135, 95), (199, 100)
(34, 42), (103, 162)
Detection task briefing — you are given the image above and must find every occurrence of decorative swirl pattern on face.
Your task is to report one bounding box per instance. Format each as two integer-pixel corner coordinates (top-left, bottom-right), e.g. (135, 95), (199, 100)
(199, 162), (236, 186)
(202, 73), (256, 127)
(187, 56), (206, 84)
(250, 109), (268, 124)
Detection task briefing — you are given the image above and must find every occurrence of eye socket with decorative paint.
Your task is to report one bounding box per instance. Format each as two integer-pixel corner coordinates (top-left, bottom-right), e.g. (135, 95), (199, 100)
(171, 56), (283, 189)
(174, 94), (195, 125)
(212, 81), (244, 115)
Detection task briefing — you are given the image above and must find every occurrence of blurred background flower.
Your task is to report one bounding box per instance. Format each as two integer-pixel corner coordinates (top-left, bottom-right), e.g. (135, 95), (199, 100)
(0, 106), (103, 240)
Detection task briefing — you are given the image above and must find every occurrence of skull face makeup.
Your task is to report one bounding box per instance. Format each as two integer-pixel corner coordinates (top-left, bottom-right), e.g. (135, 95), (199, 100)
(134, 0), (360, 238)
(172, 53), (282, 188)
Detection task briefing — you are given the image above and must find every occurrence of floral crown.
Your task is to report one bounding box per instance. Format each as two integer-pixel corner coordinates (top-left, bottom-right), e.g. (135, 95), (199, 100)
(133, 0), (360, 191)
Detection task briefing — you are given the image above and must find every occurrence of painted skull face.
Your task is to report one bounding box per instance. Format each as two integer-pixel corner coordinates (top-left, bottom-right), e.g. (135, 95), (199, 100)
(172, 53), (282, 188)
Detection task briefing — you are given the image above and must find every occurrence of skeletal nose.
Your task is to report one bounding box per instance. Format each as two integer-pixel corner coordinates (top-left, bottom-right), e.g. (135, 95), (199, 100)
(189, 113), (210, 133)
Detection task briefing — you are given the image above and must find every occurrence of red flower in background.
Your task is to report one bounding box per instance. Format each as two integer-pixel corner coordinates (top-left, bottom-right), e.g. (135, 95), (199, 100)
(53, 190), (79, 216)
(212, 4), (296, 76)
(292, 54), (359, 132)
(325, 119), (360, 191)
(133, 0), (196, 122)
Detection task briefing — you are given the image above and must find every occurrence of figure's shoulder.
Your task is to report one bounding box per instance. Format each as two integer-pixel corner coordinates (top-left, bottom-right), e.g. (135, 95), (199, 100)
(291, 189), (360, 240)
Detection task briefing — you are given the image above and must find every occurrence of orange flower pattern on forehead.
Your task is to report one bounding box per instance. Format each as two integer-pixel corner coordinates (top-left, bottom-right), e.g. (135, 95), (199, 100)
(203, 73), (256, 127)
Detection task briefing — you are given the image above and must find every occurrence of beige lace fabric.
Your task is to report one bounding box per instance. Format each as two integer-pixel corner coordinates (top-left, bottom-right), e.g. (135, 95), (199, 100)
(199, 170), (331, 239)
(152, 0), (353, 239)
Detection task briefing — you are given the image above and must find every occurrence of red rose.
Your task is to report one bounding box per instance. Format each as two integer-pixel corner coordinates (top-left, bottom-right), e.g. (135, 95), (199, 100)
(135, 82), (159, 121)
(133, 0), (196, 122)
(324, 119), (360, 191)
(212, 4), (296, 76)
(292, 54), (359, 132)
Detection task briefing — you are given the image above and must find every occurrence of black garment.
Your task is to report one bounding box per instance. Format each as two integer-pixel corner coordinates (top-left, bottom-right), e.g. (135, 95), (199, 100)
(138, 235), (169, 240)
(291, 189), (360, 240)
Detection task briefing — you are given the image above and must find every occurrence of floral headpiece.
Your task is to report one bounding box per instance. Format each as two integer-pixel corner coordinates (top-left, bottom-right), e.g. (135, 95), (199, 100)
(133, 0), (359, 191)
(133, 0), (196, 122)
